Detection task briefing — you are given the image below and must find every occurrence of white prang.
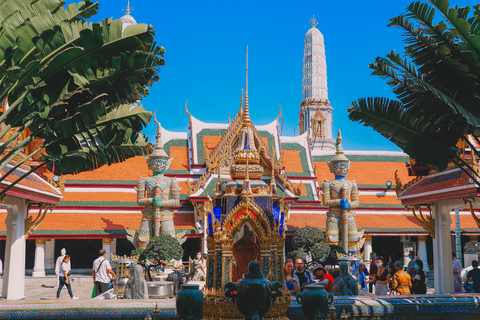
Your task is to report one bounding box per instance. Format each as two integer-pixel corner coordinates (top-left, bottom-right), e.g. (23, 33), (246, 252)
(299, 20), (335, 151)
(302, 26), (328, 102)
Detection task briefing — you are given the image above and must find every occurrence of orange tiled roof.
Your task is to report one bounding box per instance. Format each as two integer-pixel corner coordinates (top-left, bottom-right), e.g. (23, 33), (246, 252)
(63, 157), (150, 182)
(1, 165), (61, 196)
(287, 213), (480, 231)
(204, 136), (222, 158)
(169, 146), (190, 171)
(315, 161), (411, 187)
(0, 211), (195, 235)
(283, 150), (304, 173)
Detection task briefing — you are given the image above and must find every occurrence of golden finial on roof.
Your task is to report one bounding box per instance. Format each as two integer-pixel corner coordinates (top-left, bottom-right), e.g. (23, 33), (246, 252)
(243, 46), (251, 127)
(310, 14), (318, 27)
(123, 1), (133, 15)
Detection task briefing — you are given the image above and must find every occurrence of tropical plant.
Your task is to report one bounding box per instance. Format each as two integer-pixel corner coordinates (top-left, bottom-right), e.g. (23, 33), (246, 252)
(0, 0), (165, 195)
(287, 226), (331, 264)
(348, 0), (480, 184)
(139, 235), (184, 263)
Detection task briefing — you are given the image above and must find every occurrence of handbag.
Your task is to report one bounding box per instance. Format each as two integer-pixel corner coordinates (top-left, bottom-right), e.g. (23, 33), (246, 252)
(387, 288), (400, 296)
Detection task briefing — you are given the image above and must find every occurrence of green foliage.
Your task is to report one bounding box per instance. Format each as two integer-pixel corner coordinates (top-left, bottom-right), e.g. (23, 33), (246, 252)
(287, 226), (330, 263)
(139, 235), (184, 263)
(310, 242), (331, 263)
(0, 0), (165, 194)
(323, 245), (345, 266)
(291, 226), (325, 253)
(131, 247), (144, 257)
(348, 0), (480, 183)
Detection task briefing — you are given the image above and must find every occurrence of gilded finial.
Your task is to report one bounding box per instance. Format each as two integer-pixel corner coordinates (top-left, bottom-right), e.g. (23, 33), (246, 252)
(310, 14), (318, 27)
(243, 46), (251, 127)
(329, 129), (349, 164)
(150, 110), (169, 159)
(123, 1), (133, 15)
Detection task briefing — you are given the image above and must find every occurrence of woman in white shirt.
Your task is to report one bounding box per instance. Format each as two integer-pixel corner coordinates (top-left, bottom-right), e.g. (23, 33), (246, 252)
(56, 255), (79, 300)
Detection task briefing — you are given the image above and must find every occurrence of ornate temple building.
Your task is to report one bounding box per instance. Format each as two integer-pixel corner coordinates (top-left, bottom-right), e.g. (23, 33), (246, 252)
(1, 14), (480, 281)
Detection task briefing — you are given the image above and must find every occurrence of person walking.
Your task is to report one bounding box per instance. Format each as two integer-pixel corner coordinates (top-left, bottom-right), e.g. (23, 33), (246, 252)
(464, 260), (480, 293)
(373, 257), (390, 296)
(284, 259), (300, 295)
(452, 252), (463, 293)
(411, 259), (427, 294)
(92, 249), (116, 297)
(392, 261), (412, 295)
(293, 257), (314, 291)
(56, 255), (78, 300)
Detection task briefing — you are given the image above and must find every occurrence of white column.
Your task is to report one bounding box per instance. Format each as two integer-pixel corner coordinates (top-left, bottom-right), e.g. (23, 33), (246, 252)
(102, 238), (112, 261)
(432, 202), (454, 294)
(2, 197), (28, 300)
(32, 239), (46, 277)
(44, 239), (55, 270)
(364, 236), (372, 270)
(418, 235), (429, 272)
(110, 238), (117, 268)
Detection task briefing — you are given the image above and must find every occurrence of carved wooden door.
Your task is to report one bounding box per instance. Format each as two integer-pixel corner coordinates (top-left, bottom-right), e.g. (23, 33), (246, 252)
(232, 231), (260, 282)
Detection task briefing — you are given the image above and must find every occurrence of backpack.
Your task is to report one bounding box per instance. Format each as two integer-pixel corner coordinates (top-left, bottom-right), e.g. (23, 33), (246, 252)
(472, 269), (480, 292)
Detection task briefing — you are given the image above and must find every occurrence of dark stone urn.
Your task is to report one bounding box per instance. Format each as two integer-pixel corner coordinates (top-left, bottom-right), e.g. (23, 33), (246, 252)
(296, 283), (333, 320)
(225, 261), (283, 320)
(176, 284), (204, 320)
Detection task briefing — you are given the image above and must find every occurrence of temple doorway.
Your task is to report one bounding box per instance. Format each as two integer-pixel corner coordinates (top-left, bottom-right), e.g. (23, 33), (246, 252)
(232, 223), (260, 282)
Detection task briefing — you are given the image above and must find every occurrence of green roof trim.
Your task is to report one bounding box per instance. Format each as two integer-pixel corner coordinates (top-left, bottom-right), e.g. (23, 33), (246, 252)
(258, 130), (275, 154)
(281, 143), (310, 176)
(196, 128), (227, 164)
(164, 139), (190, 174)
(312, 155), (409, 163)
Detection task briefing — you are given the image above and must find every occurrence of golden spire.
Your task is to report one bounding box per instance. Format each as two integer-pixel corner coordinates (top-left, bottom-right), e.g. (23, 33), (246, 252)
(243, 46), (251, 127)
(123, 1), (133, 15)
(310, 14), (318, 27)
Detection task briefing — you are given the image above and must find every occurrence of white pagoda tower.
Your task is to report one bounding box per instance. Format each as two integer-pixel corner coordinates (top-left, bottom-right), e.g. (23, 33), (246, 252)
(298, 15), (335, 151)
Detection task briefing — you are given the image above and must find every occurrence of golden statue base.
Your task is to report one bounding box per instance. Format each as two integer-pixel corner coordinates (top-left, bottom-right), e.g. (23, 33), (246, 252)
(203, 288), (291, 320)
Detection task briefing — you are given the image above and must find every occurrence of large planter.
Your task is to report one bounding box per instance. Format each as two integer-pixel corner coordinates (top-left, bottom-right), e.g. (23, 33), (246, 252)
(296, 283), (333, 320)
(176, 284), (204, 320)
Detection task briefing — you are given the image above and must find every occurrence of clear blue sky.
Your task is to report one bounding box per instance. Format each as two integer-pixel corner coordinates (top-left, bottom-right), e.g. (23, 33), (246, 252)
(87, 0), (472, 151)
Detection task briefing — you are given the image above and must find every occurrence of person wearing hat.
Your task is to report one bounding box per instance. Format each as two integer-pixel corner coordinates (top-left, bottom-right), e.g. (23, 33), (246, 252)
(392, 260), (412, 295)
(313, 264), (334, 293)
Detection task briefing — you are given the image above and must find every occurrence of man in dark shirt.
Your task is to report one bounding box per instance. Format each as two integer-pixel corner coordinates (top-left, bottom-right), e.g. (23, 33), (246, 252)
(293, 258), (314, 290)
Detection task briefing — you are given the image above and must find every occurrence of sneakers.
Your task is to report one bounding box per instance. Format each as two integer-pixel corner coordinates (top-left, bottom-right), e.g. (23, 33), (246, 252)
(71, 296), (79, 300)
(55, 297), (60, 300)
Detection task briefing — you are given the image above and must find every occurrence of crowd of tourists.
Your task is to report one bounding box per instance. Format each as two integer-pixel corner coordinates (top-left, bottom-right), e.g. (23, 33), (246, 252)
(284, 251), (429, 297)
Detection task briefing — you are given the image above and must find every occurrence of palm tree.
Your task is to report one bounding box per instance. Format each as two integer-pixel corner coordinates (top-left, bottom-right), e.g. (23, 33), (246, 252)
(348, 0), (480, 184)
(0, 0), (164, 195)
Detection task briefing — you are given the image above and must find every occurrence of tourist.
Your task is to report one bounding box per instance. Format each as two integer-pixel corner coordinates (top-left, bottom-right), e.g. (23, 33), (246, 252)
(392, 261), (412, 295)
(192, 252), (206, 281)
(464, 260), (480, 293)
(284, 259), (300, 295)
(452, 252), (463, 293)
(312, 264), (334, 293)
(358, 263), (369, 291)
(407, 251), (416, 277)
(368, 252), (378, 293)
(55, 248), (70, 283)
(92, 249), (116, 297)
(411, 259), (427, 294)
(56, 255), (78, 300)
(387, 254), (396, 275)
(373, 257), (390, 296)
(293, 257), (314, 290)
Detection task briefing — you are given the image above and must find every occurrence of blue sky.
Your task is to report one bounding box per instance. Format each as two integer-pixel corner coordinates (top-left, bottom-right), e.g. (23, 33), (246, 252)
(90, 0), (472, 151)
